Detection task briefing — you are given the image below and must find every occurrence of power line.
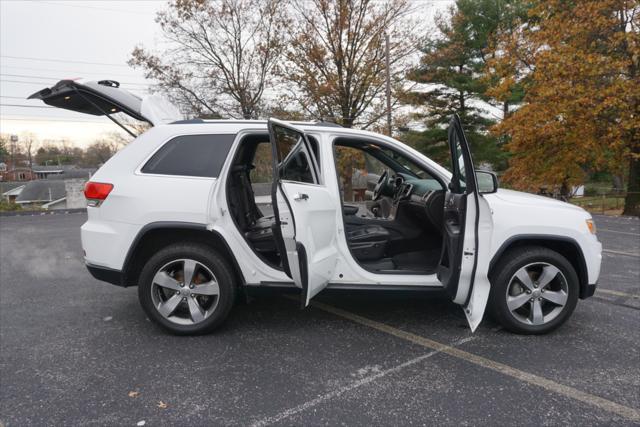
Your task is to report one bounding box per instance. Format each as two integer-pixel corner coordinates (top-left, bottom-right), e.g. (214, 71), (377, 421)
(0, 73), (151, 87)
(1, 55), (131, 68)
(1, 64), (146, 78)
(0, 117), (110, 124)
(1, 79), (55, 85)
(0, 79), (150, 94)
(0, 104), (55, 108)
(31, 0), (155, 16)
(0, 96), (31, 100)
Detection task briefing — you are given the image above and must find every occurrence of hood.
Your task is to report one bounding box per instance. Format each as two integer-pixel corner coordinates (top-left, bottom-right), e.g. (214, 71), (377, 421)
(490, 189), (586, 213)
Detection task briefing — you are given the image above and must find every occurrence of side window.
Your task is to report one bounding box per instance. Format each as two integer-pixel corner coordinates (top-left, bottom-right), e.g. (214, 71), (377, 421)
(141, 134), (235, 178)
(250, 143), (273, 184)
(251, 137), (321, 185)
(282, 150), (314, 183)
(450, 131), (467, 193)
(335, 145), (372, 202)
(335, 141), (441, 202)
(272, 125), (317, 184)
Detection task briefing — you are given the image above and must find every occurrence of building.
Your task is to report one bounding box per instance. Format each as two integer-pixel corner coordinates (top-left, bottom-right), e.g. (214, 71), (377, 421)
(1, 167), (95, 210)
(0, 162), (35, 181)
(1, 184), (26, 203)
(14, 180), (66, 208)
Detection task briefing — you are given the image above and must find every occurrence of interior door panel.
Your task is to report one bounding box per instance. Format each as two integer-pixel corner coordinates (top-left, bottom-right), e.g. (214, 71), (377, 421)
(438, 191), (467, 299)
(268, 118), (338, 306)
(437, 114), (492, 331)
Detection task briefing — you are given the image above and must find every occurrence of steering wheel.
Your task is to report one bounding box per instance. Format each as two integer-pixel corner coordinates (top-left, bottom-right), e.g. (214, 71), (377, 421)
(372, 169), (389, 201)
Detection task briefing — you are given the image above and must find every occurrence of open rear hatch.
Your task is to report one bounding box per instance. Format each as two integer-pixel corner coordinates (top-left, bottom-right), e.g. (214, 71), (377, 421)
(28, 79), (181, 135)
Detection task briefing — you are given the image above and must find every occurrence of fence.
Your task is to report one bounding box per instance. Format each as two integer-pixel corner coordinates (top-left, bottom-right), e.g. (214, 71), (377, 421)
(568, 192), (639, 215)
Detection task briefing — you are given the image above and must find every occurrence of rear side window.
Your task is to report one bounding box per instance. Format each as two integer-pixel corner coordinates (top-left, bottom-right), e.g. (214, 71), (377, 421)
(141, 134), (235, 177)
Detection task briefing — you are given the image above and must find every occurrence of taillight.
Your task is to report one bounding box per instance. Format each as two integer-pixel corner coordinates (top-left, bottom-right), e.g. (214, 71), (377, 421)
(84, 181), (113, 207)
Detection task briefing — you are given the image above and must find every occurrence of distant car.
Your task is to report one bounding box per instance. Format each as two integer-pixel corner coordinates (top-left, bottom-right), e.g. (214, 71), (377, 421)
(31, 80), (602, 335)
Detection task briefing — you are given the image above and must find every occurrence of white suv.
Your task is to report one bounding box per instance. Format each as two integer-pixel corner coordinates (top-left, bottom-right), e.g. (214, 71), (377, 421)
(31, 80), (602, 335)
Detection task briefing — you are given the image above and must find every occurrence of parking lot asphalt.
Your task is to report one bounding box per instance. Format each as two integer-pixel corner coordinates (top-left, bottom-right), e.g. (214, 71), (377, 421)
(1, 213), (638, 426)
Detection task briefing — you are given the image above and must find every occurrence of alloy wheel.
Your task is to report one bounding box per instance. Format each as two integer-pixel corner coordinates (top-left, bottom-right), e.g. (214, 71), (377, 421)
(506, 262), (569, 326)
(150, 259), (220, 325)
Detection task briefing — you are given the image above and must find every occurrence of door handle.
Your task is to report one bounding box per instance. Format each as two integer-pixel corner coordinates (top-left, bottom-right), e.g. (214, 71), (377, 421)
(293, 193), (309, 201)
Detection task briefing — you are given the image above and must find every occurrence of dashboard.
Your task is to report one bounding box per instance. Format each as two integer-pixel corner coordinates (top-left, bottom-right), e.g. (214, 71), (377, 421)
(384, 173), (445, 230)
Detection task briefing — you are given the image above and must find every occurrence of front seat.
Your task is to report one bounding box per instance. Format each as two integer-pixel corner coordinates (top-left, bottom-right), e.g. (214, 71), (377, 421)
(346, 224), (390, 261)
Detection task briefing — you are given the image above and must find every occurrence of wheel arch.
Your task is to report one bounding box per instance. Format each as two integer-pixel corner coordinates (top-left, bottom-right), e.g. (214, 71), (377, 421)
(122, 222), (245, 288)
(488, 235), (590, 299)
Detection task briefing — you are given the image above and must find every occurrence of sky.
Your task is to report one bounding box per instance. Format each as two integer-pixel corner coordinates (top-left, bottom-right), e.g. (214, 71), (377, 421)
(0, 0), (454, 148)
(0, 0), (166, 146)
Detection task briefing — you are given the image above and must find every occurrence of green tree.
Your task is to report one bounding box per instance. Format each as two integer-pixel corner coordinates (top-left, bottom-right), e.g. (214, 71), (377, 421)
(404, 0), (527, 169)
(0, 136), (9, 163)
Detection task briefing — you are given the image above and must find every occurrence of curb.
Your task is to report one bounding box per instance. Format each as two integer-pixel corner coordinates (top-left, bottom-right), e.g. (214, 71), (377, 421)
(0, 208), (87, 217)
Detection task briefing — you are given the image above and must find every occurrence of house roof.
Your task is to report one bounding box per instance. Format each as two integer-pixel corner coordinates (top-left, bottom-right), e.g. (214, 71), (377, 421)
(45, 169), (94, 180)
(0, 182), (27, 194)
(2, 185), (25, 197)
(15, 180), (66, 203)
(32, 164), (76, 172)
(42, 197), (67, 209)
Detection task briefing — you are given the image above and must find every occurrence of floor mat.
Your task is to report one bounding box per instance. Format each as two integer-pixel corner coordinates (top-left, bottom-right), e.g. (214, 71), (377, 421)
(392, 249), (440, 272)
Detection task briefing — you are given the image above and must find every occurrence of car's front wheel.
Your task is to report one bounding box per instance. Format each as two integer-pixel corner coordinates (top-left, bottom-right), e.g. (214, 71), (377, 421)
(489, 246), (579, 334)
(138, 243), (236, 335)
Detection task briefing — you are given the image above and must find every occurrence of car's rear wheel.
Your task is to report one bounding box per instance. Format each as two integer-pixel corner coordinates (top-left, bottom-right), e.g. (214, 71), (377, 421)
(489, 246), (579, 334)
(138, 243), (236, 335)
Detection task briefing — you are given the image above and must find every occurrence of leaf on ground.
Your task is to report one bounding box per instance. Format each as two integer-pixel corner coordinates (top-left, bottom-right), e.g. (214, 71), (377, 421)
(128, 391), (140, 398)
(157, 401), (168, 409)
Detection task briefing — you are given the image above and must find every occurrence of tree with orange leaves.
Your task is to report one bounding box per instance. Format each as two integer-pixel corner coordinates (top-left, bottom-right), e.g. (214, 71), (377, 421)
(487, 0), (639, 215)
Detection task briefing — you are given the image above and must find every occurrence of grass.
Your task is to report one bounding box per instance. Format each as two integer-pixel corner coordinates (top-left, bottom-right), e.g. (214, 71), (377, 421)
(0, 199), (22, 212)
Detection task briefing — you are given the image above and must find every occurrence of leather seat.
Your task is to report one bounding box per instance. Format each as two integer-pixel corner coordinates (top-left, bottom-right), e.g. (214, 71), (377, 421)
(245, 216), (276, 253)
(246, 217), (390, 262)
(346, 224), (390, 261)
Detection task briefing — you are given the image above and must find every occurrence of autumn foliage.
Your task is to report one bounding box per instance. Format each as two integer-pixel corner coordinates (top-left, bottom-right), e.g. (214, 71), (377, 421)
(280, 0), (416, 128)
(487, 0), (640, 214)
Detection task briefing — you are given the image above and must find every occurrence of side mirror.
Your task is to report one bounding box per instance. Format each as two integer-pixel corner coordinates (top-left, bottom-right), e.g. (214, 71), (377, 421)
(476, 170), (498, 194)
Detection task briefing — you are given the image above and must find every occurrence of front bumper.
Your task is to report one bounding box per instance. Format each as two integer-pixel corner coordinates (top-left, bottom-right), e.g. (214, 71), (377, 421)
(86, 262), (125, 287)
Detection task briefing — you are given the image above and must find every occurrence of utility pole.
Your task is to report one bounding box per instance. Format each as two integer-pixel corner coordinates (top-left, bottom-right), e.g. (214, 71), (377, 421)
(9, 134), (18, 168)
(385, 33), (392, 136)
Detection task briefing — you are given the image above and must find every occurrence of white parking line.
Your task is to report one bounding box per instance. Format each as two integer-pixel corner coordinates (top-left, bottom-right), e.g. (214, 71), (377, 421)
(303, 300), (640, 423)
(598, 288), (640, 299)
(598, 228), (640, 237)
(603, 249), (640, 257)
(251, 336), (476, 427)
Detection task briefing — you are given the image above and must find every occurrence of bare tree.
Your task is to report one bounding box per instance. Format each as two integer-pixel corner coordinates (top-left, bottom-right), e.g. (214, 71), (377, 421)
(83, 140), (120, 168)
(19, 132), (37, 171)
(130, 0), (288, 119)
(279, 0), (416, 128)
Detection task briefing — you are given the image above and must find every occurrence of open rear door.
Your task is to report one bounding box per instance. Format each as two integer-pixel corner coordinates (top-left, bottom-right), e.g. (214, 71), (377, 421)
(28, 79), (181, 134)
(437, 115), (493, 331)
(268, 118), (339, 306)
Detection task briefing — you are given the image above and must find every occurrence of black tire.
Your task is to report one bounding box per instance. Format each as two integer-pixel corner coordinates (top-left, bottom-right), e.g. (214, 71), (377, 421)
(138, 243), (236, 335)
(488, 246), (579, 335)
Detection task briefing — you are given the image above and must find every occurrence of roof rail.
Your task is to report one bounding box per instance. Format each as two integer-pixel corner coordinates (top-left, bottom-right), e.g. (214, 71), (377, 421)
(315, 120), (342, 128)
(168, 118), (345, 128)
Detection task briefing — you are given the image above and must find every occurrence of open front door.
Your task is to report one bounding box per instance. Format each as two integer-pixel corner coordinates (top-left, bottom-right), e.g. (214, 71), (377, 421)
(437, 115), (493, 331)
(268, 119), (339, 306)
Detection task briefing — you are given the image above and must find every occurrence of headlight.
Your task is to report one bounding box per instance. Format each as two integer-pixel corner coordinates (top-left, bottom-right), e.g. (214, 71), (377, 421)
(586, 219), (596, 234)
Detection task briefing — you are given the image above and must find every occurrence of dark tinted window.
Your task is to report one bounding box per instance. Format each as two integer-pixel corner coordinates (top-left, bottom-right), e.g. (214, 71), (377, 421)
(272, 125), (317, 184)
(142, 134), (235, 177)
